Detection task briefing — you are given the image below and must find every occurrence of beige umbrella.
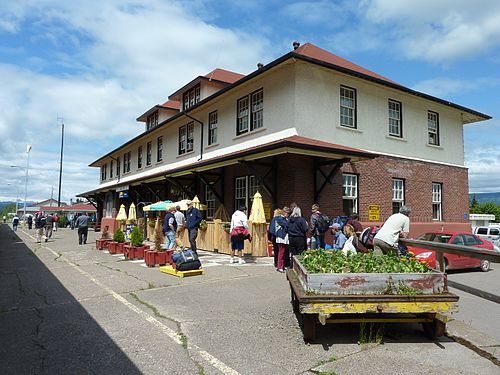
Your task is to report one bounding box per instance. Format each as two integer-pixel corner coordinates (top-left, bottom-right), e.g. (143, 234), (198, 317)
(116, 204), (128, 221)
(192, 195), (201, 209)
(127, 203), (137, 223)
(249, 191), (266, 224)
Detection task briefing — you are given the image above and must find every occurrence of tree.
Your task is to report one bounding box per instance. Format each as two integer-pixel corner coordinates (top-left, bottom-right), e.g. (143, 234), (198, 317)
(471, 202), (500, 222)
(0, 203), (16, 218)
(470, 194), (479, 211)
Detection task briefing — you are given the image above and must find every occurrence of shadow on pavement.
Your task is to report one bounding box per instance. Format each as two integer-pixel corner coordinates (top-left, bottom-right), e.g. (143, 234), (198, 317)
(0, 224), (141, 375)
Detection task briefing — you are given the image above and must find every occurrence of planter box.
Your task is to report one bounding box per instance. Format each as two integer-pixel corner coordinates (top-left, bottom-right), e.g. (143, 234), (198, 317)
(292, 256), (447, 295)
(115, 242), (130, 254)
(96, 239), (111, 250)
(107, 241), (118, 254)
(144, 250), (173, 267)
(123, 245), (149, 260)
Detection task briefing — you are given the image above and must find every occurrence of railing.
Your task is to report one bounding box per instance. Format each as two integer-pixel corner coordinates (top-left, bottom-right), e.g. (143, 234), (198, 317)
(400, 238), (500, 272)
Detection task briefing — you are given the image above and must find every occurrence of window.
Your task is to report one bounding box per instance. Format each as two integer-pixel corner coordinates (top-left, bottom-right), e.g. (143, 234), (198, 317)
(110, 160), (113, 179)
(116, 157), (120, 176)
(340, 86), (356, 128)
(146, 112), (158, 131)
(101, 163), (107, 181)
(237, 89), (264, 135)
(123, 152), (131, 173)
(432, 182), (442, 221)
(208, 111), (218, 145)
(157, 136), (163, 162)
(342, 174), (358, 215)
(182, 84), (200, 110)
(205, 184), (217, 219)
(234, 175), (258, 210)
(463, 234), (481, 246)
(392, 178), (405, 214)
(146, 142), (152, 166)
(137, 146), (143, 169)
(179, 122), (194, 155)
(428, 111), (440, 146)
(388, 99), (402, 137)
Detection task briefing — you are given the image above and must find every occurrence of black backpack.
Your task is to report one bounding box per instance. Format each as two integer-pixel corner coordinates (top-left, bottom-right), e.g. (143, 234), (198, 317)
(360, 226), (380, 249)
(316, 214), (330, 233)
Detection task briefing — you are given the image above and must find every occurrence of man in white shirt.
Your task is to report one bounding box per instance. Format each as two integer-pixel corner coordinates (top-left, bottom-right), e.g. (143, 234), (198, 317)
(174, 205), (186, 250)
(373, 206), (411, 255)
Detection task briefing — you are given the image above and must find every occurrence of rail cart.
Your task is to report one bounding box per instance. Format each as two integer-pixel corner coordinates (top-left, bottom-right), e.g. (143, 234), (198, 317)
(287, 258), (459, 341)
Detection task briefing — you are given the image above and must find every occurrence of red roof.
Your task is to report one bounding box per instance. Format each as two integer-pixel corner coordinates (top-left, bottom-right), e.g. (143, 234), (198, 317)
(159, 100), (180, 110)
(204, 68), (245, 84)
(294, 43), (399, 85)
(39, 203), (96, 212)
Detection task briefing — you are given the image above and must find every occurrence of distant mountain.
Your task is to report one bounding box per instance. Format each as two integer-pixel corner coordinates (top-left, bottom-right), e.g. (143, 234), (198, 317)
(0, 201), (35, 210)
(469, 192), (500, 205)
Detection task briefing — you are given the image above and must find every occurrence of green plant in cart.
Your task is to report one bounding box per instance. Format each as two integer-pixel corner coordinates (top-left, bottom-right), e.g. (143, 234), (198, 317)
(130, 226), (144, 247)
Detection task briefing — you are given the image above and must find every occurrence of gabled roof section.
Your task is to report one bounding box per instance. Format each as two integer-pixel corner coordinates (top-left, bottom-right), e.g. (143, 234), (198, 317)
(136, 100), (180, 122)
(168, 68), (245, 101)
(293, 43), (399, 86)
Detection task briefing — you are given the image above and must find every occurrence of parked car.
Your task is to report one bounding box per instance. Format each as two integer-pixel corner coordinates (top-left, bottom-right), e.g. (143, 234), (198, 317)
(410, 232), (493, 272)
(473, 226), (500, 250)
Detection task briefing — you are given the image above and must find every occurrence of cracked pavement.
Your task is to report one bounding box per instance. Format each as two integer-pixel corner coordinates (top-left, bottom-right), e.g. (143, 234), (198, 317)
(1, 223), (499, 375)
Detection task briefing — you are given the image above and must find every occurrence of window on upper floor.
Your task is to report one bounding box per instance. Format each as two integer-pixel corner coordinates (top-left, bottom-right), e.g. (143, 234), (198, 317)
(432, 182), (442, 221)
(110, 160), (114, 179)
(388, 99), (402, 137)
(182, 84), (200, 111)
(157, 136), (163, 162)
(146, 142), (152, 166)
(179, 122), (194, 155)
(208, 111), (218, 146)
(428, 111), (440, 146)
(101, 163), (107, 181)
(137, 146), (143, 169)
(392, 178), (405, 214)
(340, 86), (356, 128)
(123, 152), (131, 173)
(237, 89), (264, 136)
(146, 112), (158, 131)
(342, 173), (358, 215)
(116, 157), (120, 176)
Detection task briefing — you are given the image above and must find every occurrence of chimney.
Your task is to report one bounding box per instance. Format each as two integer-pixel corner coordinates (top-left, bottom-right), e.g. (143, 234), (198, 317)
(257, 63), (264, 69)
(293, 41), (300, 50)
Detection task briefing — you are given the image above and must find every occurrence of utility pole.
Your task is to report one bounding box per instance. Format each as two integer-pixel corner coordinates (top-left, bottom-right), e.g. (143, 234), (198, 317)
(57, 118), (64, 207)
(23, 144), (31, 218)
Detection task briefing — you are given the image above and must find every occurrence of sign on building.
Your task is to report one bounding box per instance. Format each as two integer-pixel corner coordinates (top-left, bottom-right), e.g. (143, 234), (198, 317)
(368, 204), (380, 221)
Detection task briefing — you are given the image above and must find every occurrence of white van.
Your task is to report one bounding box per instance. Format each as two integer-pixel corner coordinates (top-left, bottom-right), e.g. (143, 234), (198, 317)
(473, 226), (500, 250)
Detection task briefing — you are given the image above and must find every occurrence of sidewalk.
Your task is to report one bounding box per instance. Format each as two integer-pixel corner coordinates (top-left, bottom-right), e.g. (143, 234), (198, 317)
(1, 223), (499, 374)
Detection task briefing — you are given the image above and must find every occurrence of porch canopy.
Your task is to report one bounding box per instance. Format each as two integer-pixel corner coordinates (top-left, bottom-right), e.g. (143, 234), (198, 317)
(78, 135), (378, 213)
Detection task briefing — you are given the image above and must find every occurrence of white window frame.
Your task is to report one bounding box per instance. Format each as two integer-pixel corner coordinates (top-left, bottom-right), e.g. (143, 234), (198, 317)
(392, 178), (405, 214)
(101, 163), (107, 181)
(146, 112), (158, 131)
(237, 89), (263, 135)
(116, 157), (120, 176)
(342, 174), (358, 215)
(146, 142), (152, 166)
(123, 151), (131, 173)
(137, 146), (142, 169)
(428, 111), (440, 146)
(340, 85), (356, 128)
(205, 183), (216, 219)
(110, 160), (113, 179)
(432, 182), (442, 221)
(388, 99), (402, 137)
(234, 175), (258, 210)
(157, 136), (163, 162)
(182, 84), (200, 111)
(179, 122), (194, 155)
(208, 111), (218, 146)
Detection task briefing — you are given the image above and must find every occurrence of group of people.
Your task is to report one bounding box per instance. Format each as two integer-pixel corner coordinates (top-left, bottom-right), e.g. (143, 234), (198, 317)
(163, 200), (203, 253)
(264, 203), (412, 272)
(31, 211), (60, 243)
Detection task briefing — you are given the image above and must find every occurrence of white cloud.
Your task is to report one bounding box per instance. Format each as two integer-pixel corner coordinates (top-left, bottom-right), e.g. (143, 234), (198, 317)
(412, 77), (500, 98)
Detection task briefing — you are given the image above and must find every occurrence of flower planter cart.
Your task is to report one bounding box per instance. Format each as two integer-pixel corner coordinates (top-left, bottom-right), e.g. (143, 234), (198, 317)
(96, 239), (111, 250)
(144, 250), (173, 267)
(123, 244), (149, 260)
(288, 256), (459, 341)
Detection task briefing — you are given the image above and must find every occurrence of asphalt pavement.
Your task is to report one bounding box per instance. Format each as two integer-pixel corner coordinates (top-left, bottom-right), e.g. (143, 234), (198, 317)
(1, 223), (499, 374)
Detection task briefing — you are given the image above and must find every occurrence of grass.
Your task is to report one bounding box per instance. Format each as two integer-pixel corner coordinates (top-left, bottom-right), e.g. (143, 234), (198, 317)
(359, 322), (384, 345)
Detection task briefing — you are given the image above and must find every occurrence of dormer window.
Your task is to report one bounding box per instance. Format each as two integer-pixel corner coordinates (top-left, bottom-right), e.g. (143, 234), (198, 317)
(183, 84), (200, 111)
(146, 112), (158, 131)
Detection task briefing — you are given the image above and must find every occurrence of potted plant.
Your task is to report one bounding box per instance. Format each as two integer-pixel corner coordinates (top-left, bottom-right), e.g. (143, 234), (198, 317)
(199, 219), (208, 231)
(124, 226), (148, 260)
(96, 225), (112, 250)
(222, 222), (231, 234)
(109, 228), (128, 254)
(145, 221), (170, 267)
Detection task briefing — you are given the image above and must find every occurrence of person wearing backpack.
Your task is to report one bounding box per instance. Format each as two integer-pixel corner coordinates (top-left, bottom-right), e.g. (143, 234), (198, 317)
(309, 204), (328, 249)
(34, 212), (46, 243)
(163, 206), (177, 250)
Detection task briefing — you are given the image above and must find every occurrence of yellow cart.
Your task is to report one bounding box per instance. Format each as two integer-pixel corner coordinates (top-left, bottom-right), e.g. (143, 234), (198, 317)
(287, 269), (459, 341)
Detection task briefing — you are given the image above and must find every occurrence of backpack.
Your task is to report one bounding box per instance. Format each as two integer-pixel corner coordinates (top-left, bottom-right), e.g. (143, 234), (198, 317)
(331, 216), (349, 231)
(316, 214), (330, 233)
(173, 250), (201, 271)
(359, 226), (380, 249)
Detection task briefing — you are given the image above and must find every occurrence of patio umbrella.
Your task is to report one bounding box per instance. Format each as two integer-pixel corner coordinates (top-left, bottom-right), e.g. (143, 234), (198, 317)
(168, 199), (190, 211)
(249, 191), (266, 224)
(146, 200), (173, 211)
(128, 203), (137, 223)
(192, 195), (201, 209)
(116, 204), (128, 221)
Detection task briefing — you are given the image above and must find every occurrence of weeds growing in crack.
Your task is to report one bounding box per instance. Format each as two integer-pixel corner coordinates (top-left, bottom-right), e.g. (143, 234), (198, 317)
(179, 333), (188, 349)
(358, 322), (384, 346)
(130, 293), (167, 320)
(148, 282), (155, 289)
(315, 355), (337, 368)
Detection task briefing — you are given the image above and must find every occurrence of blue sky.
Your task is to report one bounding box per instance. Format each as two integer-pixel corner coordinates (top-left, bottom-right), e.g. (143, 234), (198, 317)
(1, 0), (500, 203)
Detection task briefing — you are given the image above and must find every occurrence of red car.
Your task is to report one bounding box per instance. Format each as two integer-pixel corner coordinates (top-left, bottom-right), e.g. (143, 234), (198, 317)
(409, 232), (492, 272)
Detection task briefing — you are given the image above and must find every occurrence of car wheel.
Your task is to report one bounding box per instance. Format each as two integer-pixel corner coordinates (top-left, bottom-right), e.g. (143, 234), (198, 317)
(479, 259), (490, 272)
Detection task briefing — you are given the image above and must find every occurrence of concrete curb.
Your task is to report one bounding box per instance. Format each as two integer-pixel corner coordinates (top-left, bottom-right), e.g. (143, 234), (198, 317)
(446, 319), (500, 367)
